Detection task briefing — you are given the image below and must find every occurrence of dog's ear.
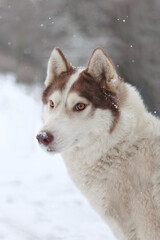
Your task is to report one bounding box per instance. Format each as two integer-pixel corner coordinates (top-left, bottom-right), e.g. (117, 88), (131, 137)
(86, 47), (119, 90)
(45, 47), (72, 86)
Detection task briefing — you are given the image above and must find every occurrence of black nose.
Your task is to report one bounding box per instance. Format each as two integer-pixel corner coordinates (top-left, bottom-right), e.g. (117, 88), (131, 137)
(36, 131), (53, 146)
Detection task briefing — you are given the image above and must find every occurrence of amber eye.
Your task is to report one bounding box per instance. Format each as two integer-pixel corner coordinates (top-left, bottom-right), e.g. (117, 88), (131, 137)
(75, 103), (86, 111)
(49, 100), (54, 108)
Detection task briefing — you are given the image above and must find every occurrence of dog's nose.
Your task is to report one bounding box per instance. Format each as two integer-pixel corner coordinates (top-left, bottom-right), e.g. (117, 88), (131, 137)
(36, 131), (53, 146)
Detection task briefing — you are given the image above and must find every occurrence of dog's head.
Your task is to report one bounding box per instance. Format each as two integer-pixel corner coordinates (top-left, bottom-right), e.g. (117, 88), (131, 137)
(36, 47), (124, 153)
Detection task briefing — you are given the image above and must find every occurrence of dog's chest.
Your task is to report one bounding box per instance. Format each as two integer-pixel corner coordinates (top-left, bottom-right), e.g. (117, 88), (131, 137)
(63, 142), (159, 240)
(63, 151), (135, 240)
(63, 142), (154, 216)
(63, 150), (133, 212)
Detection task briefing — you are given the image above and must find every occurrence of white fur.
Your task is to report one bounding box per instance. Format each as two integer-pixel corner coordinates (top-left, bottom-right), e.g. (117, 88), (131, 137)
(39, 48), (160, 240)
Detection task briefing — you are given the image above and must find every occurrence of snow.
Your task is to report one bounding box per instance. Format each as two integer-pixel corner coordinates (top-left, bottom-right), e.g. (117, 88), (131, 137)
(0, 74), (116, 240)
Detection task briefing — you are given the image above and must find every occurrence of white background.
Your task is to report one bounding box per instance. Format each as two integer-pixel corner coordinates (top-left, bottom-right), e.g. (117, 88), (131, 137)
(0, 75), (116, 240)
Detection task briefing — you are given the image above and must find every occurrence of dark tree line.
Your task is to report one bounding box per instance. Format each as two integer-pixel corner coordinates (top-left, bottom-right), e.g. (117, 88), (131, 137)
(0, 0), (159, 114)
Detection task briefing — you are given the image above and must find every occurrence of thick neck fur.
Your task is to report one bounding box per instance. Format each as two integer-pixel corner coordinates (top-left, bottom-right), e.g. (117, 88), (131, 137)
(61, 80), (160, 240)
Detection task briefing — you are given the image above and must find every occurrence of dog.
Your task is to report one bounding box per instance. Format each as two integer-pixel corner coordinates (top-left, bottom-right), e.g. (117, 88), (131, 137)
(36, 47), (160, 240)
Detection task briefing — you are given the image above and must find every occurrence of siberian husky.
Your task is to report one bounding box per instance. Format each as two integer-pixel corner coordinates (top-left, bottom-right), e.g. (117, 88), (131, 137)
(36, 47), (160, 240)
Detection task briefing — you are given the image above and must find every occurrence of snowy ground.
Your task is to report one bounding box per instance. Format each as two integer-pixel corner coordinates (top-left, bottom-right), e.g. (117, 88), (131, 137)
(0, 74), (116, 240)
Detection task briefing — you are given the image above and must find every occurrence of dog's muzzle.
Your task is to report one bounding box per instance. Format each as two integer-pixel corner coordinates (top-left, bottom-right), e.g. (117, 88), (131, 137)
(36, 131), (53, 146)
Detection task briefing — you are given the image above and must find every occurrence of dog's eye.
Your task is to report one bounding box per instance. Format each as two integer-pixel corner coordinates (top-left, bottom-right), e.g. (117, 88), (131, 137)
(75, 103), (86, 111)
(49, 100), (54, 109)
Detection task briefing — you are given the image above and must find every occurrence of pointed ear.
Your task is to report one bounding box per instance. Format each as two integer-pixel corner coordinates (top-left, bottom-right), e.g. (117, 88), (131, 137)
(45, 47), (72, 86)
(86, 47), (118, 89)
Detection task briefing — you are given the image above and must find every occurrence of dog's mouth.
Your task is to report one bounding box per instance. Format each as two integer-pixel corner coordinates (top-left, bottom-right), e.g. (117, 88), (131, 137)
(37, 133), (79, 154)
(46, 146), (56, 152)
(38, 142), (56, 153)
(46, 139), (78, 153)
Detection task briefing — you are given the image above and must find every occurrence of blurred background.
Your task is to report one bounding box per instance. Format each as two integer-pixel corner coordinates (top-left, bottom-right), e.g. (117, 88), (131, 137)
(0, 0), (160, 114)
